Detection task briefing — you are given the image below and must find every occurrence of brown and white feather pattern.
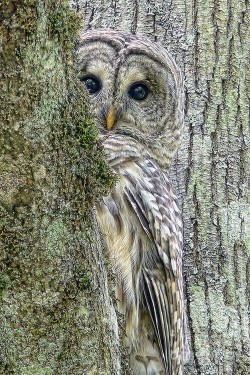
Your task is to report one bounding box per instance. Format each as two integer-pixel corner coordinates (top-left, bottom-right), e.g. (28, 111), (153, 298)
(77, 28), (187, 374)
(97, 134), (184, 375)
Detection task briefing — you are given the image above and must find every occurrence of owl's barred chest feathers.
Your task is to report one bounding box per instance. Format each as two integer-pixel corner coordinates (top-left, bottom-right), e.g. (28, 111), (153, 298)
(96, 135), (184, 375)
(97, 136), (158, 302)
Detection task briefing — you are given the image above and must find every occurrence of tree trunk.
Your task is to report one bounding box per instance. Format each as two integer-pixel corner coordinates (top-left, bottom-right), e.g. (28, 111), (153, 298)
(0, 2), (122, 374)
(69, 1), (250, 374)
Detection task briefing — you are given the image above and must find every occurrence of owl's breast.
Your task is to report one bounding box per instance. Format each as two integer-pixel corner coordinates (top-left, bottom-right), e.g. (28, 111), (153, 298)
(96, 168), (153, 349)
(97, 171), (148, 300)
(98, 133), (148, 171)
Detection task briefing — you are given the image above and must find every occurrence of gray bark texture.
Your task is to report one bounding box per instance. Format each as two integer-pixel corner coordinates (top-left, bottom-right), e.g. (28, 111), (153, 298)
(68, 1), (250, 375)
(0, 0), (249, 375)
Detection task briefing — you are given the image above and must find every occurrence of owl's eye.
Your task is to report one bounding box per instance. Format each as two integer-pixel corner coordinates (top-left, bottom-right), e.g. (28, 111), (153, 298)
(81, 75), (101, 94)
(128, 83), (149, 101)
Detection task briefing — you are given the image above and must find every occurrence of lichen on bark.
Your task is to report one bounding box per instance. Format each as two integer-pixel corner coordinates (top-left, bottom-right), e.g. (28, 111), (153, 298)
(0, 1), (118, 374)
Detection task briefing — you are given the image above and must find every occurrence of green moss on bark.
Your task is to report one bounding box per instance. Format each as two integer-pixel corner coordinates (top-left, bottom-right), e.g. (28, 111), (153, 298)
(0, 1), (116, 374)
(48, 0), (81, 52)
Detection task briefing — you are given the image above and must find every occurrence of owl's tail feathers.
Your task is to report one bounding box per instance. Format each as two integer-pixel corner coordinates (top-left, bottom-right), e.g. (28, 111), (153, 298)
(127, 308), (167, 374)
(130, 342), (167, 375)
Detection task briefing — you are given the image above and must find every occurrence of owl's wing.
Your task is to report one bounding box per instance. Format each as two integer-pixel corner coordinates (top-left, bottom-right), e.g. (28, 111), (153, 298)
(123, 159), (184, 374)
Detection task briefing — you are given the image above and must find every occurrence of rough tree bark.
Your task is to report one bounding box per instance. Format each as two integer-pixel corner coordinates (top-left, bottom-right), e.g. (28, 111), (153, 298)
(68, 1), (250, 375)
(1, 0), (249, 375)
(0, 2), (122, 374)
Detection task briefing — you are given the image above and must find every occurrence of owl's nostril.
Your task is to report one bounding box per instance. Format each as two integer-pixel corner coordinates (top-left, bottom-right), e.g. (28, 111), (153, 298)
(106, 106), (116, 130)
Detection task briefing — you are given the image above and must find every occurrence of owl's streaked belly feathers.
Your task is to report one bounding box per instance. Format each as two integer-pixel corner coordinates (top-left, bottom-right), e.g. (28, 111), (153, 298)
(96, 134), (185, 375)
(97, 173), (147, 347)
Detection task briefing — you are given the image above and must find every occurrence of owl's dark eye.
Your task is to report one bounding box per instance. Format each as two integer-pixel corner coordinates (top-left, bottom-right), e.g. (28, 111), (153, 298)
(128, 83), (149, 101)
(81, 75), (101, 94)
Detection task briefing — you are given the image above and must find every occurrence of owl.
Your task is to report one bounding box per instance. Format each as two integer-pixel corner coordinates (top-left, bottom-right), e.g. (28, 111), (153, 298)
(76, 29), (187, 375)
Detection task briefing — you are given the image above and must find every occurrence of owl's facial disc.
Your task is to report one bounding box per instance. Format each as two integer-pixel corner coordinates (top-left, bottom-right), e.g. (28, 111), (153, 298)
(77, 38), (178, 142)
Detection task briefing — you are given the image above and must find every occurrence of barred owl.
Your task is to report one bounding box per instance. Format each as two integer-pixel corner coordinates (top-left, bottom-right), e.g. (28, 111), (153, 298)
(77, 29), (187, 375)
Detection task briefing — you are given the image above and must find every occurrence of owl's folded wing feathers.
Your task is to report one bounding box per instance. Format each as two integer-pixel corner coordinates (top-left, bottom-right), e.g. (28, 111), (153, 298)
(124, 159), (184, 374)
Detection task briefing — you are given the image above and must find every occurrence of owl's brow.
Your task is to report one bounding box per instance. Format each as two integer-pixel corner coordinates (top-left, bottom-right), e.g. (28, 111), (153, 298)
(80, 36), (172, 70)
(120, 49), (171, 71)
(78, 37), (125, 53)
(117, 51), (176, 89)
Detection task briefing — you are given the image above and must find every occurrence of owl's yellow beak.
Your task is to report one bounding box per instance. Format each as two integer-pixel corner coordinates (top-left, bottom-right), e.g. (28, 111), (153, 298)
(106, 106), (116, 130)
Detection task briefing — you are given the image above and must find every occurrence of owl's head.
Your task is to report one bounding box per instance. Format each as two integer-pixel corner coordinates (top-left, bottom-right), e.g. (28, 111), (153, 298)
(76, 29), (184, 168)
